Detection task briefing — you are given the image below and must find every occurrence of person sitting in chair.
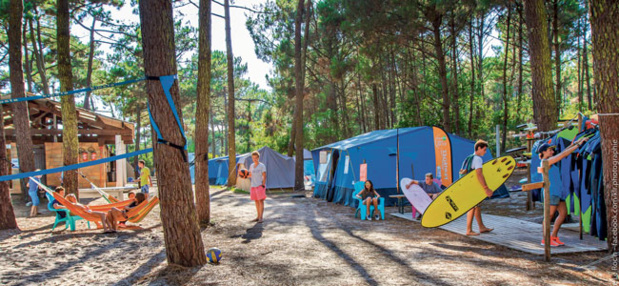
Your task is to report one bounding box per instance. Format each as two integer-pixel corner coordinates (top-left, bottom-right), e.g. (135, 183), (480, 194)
(355, 180), (381, 220)
(405, 173), (443, 199)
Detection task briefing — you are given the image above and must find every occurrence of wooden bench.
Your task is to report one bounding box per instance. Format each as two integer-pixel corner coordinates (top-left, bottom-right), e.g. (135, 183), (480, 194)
(389, 194), (407, 214)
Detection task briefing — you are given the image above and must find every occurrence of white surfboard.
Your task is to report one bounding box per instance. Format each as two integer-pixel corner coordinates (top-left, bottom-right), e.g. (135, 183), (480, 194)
(400, 178), (433, 215)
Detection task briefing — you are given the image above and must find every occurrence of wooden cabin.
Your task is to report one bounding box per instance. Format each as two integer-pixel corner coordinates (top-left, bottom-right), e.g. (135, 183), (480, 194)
(2, 97), (136, 194)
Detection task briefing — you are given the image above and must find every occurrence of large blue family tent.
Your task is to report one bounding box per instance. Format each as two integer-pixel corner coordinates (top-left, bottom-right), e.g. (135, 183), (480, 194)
(312, 126), (509, 207)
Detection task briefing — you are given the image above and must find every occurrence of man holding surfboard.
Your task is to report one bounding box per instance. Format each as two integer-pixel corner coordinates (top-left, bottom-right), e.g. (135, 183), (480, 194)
(462, 140), (494, 236)
(405, 173), (443, 200)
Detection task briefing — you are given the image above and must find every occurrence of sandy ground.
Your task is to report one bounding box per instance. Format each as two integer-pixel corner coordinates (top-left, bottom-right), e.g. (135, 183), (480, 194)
(0, 169), (616, 286)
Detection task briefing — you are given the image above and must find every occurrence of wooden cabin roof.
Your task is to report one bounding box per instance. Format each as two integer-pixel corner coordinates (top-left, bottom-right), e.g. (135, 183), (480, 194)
(2, 96), (134, 145)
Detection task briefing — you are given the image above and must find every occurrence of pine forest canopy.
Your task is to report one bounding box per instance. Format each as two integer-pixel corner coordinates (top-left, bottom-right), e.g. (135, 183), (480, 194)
(0, 0), (604, 159)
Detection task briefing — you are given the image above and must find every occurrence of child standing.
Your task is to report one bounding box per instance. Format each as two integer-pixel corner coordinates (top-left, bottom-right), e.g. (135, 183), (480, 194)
(247, 151), (267, 223)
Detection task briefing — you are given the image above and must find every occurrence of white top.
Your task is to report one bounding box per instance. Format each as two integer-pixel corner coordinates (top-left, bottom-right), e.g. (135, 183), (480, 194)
(471, 155), (483, 170)
(249, 162), (266, 187)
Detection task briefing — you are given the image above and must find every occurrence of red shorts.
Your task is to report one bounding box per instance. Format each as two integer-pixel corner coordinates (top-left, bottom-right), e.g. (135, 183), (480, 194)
(250, 186), (267, 201)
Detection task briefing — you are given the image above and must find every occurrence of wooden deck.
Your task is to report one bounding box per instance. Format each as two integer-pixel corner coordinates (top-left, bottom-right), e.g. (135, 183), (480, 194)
(390, 212), (608, 255)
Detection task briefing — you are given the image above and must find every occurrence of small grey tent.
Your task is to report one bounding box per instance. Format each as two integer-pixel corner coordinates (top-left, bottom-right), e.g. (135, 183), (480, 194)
(237, 146), (296, 190)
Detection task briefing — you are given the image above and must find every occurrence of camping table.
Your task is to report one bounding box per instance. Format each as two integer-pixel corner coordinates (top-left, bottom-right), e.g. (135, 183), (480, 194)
(389, 194), (407, 214)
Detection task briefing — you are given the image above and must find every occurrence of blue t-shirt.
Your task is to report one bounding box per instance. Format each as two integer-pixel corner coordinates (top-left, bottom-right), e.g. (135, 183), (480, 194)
(28, 177), (40, 193)
(420, 182), (442, 194)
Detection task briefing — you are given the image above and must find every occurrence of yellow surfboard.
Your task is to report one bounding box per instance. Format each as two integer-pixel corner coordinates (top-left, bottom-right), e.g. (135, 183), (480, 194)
(421, 156), (516, 228)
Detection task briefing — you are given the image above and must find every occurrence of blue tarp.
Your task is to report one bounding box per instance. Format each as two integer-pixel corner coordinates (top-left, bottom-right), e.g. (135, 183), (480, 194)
(312, 126), (507, 208)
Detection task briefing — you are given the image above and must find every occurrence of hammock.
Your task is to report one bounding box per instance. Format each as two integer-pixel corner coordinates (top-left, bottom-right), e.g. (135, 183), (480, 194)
(33, 179), (154, 222)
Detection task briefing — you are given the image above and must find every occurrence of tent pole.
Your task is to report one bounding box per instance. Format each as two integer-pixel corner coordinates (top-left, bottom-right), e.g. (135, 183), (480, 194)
(396, 128), (400, 193)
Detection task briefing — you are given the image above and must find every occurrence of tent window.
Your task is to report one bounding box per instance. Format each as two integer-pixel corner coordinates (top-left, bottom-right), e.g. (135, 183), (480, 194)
(344, 155), (349, 174)
(318, 152), (332, 182)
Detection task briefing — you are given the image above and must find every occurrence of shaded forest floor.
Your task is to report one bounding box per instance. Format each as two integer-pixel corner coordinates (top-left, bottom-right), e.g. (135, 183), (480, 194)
(0, 169), (616, 285)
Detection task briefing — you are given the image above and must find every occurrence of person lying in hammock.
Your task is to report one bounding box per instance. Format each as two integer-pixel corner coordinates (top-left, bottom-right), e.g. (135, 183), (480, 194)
(118, 192), (146, 228)
(65, 194), (116, 233)
(106, 207), (129, 232)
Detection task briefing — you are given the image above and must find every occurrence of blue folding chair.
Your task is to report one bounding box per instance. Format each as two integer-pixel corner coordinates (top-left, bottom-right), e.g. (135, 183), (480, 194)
(352, 181), (385, 220)
(46, 193), (90, 231)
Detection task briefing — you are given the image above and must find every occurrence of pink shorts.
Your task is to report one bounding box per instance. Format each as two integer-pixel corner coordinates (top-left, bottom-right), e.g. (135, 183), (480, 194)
(250, 186), (267, 201)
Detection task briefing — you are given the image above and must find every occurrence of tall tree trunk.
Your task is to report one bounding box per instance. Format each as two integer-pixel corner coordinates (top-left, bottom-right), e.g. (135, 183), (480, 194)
(84, 17), (97, 110)
(195, 0), (212, 224)
(287, 111), (296, 157)
(133, 108), (142, 179)
(57, 0), (79, 196)
(10, 0), (36, 201)
(477, 13), (485, 104)
(0, 102), (16, 230)
(358, 73), (367, 133)
(28, 17), (49, 95)
(210, 107), (216, 157)
(468, 19), (475, 138)
(224, 0), (236, 187)
(517, 5), (524, 123)
(450, 15), (460, 135)
(138, 0), (207, 266)
(293, 0), (306, 191)
(372, 83), (380, 130)
(501, 5), (512, 152)
(576, 16), (583, 112)
(589, 0), (619, 253)
(523, 0), (558, 132)
(583, 27), (593, 110)
(23, 22), (33, 93)
(2, 0), (22, 229)
(552, 0), (561, 115)
(431, 11), (451, 132)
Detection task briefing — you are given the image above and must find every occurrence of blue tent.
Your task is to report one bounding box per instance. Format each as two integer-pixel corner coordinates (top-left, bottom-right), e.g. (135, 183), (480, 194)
(312, 126), (508, 207)
(207, 155), (240, 185)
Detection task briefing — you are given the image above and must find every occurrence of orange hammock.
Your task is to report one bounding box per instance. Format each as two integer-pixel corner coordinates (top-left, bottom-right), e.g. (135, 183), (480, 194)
(50, 191), (151, 222)
(34, 178), (158, 224)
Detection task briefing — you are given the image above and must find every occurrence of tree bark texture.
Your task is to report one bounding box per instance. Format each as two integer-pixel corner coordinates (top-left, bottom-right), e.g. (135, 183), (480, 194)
(523, 0), (558, 132)
(224, 0), (237, 187)
(501, 5), (512, 152)
(293, 0), (306, 191)
(589, 0), (619, 253)
(195, 0), (212, 224)
(10, 0), (36, 200)
(133, 108), (142, 179)
(138, 0), (207, 266)
(552, 0), (562, 115)
(0, 103), (17, 230)
(57, 0), (79, 196)
(23, 22), (33, 93)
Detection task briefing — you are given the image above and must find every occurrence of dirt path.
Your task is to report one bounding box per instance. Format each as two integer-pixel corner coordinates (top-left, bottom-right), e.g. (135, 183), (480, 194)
(0, 185), (615, 285)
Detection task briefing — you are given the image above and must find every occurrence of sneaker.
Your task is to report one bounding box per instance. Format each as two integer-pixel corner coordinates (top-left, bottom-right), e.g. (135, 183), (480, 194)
(552, 236), (565, 246)
(366, 215), (371, 220)
(540, 239), (559, 247)
(374, 214), (380, 220)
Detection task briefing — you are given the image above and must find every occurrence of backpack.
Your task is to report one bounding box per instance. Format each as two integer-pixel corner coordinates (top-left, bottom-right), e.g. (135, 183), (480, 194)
(459, 154), (476, 178)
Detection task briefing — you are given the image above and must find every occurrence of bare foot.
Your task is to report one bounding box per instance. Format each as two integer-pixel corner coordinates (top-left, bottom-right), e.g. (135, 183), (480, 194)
(466, 231), (480, 236)
(480, 228), (494, 233)
(250, 218), (259, 222)
(258, 219), (263, 223)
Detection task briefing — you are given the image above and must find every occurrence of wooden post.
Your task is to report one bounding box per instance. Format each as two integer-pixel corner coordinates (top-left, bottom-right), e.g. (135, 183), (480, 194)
(526, 138), (533, 210)
(115, 135), (126, 187)
(577, 113), (583, 240)
(542, 159), (551, 262)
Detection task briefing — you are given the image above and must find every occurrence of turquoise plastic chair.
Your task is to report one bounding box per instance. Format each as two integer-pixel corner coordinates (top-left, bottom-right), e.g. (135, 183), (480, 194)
(46, 193), (90, 231)
(352, 181), (385, 220)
